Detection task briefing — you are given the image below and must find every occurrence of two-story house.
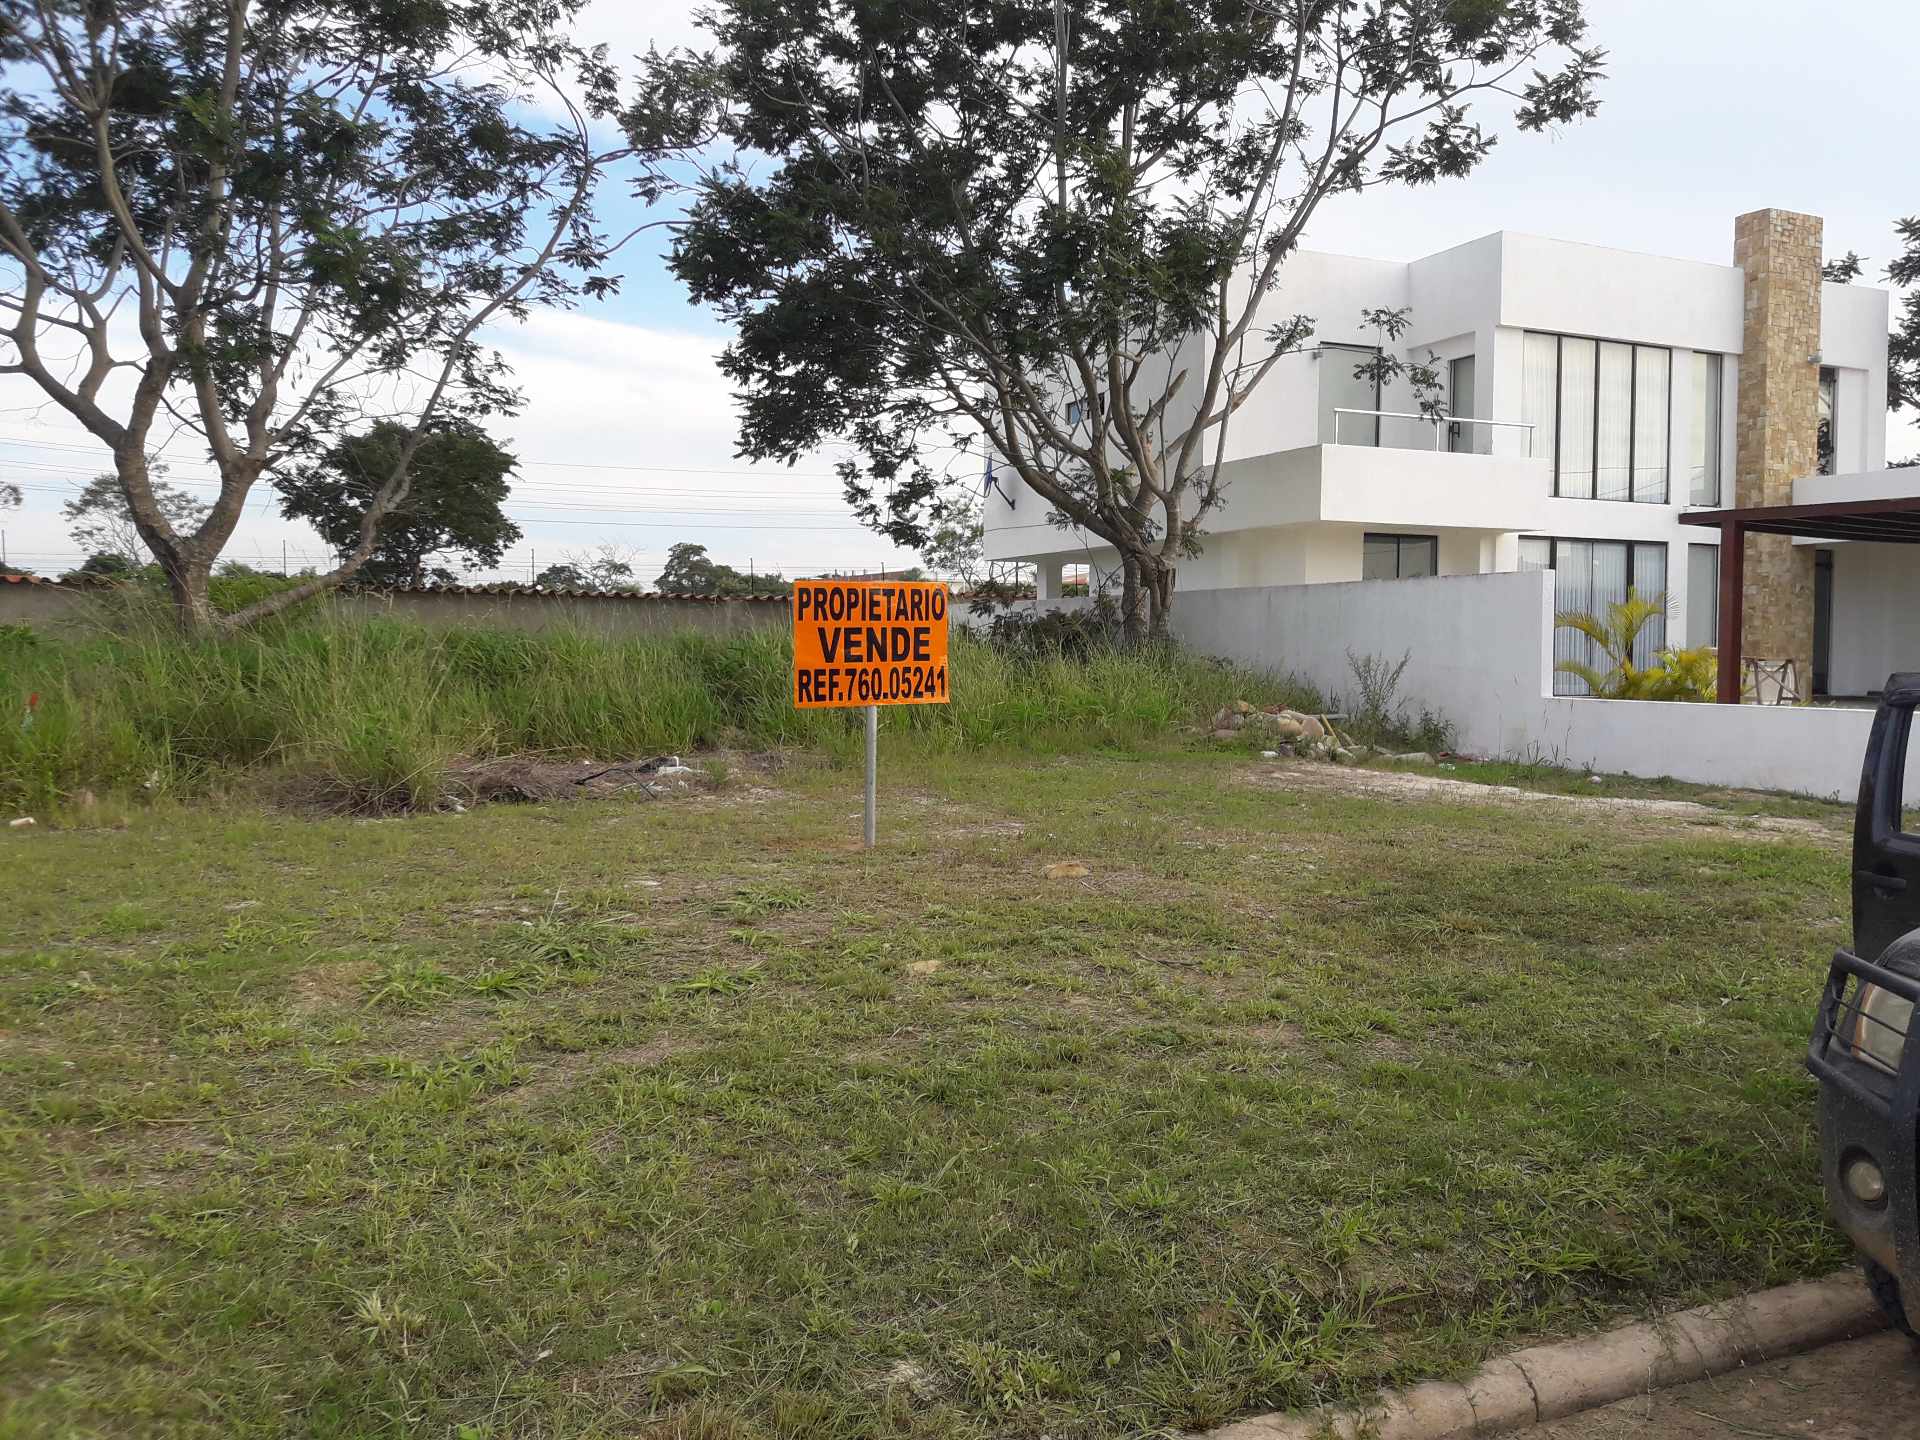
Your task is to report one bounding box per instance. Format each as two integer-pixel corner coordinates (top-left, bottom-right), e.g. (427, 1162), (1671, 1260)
(981, 208), (1902, 698)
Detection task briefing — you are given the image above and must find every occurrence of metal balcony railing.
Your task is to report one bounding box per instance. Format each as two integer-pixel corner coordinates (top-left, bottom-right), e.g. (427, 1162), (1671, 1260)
(1331, 408), (1537, 451)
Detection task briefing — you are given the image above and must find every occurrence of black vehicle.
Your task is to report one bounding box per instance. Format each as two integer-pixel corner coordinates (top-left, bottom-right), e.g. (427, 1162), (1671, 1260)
(1810, 674), (1920, 1334)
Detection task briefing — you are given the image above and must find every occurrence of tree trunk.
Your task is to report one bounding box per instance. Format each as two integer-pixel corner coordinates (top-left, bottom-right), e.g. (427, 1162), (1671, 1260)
(1144, 559), (1175, 644)
(160, 553), (216, 631)
(1119, 552), (1145, 647)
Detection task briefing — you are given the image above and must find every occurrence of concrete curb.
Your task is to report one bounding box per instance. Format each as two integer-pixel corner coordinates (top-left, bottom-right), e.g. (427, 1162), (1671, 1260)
(1199, 1271), (1885, 1440)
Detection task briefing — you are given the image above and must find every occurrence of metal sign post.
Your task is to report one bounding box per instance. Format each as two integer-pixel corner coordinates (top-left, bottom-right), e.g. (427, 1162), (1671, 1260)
(791, 578), (951, 849)
(864, 704), (878, 848)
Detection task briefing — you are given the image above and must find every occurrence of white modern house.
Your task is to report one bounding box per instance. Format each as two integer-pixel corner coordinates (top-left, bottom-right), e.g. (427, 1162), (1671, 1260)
(982, 208), (1910, 701)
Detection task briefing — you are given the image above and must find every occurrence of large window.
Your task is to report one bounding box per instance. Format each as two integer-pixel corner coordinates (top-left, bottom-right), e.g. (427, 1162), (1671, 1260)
(1817, 367), (1838, 475)
(1363, 533), (1438, 581)
(1520, 536), (1669, 695)
(1690, 352), (1723, 506)
(1521, 332), (1672, 501)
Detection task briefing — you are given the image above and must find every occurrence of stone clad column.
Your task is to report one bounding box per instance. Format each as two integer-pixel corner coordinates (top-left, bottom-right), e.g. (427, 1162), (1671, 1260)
(1732, 208), (1820, 691)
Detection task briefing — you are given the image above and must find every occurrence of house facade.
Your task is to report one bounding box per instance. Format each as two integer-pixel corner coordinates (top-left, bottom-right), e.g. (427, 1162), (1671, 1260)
(981, 209), (1905, 697)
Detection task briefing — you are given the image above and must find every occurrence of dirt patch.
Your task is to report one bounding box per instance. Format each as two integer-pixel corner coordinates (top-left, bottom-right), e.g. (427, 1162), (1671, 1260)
(448, 754), (710, 805)
(1245, 761), (1840, 841)
(491, 1037), (686, 1110)
(288, 959), (374, 1017)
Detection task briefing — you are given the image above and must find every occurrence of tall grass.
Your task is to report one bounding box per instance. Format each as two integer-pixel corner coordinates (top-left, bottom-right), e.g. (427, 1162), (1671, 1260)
(0, 602), (1317, 812)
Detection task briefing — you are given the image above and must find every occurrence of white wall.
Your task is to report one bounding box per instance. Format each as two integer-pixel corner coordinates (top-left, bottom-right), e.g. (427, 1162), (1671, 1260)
(1158, 570), (1916, 800)
(1829, 543), (1920, 698)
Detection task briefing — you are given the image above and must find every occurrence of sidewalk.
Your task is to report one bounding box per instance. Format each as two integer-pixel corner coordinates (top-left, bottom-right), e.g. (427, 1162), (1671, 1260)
(1538, 1331), (1916, 1439)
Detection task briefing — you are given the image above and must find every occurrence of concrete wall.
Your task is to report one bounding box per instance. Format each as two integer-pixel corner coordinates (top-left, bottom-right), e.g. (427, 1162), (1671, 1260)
(0, 582), (91, 628)
(1160, 569), (1917, 800)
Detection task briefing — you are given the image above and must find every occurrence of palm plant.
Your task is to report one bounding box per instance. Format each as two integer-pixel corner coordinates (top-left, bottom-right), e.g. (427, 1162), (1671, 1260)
(1555, 590), (1716, 702)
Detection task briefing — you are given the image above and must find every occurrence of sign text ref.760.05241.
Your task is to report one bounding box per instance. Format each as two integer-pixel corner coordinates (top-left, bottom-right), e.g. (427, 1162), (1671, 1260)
(791, 579), (951, 710)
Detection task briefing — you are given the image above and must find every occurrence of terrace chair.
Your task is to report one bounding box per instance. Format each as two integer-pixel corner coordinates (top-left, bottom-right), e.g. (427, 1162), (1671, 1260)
(1743, 657), (1802, 706)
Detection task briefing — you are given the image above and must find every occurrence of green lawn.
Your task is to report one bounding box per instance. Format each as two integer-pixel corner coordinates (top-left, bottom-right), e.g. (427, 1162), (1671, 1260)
(0, 750), (1852, 1439)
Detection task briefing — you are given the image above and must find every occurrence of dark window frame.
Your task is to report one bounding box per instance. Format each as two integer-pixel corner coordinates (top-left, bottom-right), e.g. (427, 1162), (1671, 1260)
(1817, 367), (1838, 476)
(1362, 532), (1440, 580)
(1528, 331), (1675, 504)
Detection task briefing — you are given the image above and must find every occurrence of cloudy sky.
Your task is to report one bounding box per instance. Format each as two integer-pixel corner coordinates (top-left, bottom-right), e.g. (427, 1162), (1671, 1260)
(2, 0), (1916, 582)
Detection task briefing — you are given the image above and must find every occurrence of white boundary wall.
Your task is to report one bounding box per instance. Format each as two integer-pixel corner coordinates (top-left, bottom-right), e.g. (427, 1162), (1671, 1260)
(1159, 570), (1914, 801)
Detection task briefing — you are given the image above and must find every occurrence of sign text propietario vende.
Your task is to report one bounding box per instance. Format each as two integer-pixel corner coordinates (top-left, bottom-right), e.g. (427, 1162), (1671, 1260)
(792, 579), (951, 709)
(791, 578), (951, 849)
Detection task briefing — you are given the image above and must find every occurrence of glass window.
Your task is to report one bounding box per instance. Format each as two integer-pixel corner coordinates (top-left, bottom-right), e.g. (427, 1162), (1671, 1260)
(1686, 544), (1719, 650)
(1529, 537), (1670, 694)
(1595, 342), (1633, 501)
(1632, 345), (1669, 504)
(1522, 334), (1558, 463)
(1558, 337), (1597, 498)
(1363, 533), (1438, 581)
(1690, 353), (1722, 506)
(1818, 367), (1838, 475)
(1518, 536), (1553, 571)
(1521, 332), (1674, 502)
(1321, 344), (1381, 446)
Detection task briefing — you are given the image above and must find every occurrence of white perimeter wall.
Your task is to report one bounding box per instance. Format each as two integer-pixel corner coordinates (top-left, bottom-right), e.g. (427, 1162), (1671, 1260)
(1157, 570), (1915, 800)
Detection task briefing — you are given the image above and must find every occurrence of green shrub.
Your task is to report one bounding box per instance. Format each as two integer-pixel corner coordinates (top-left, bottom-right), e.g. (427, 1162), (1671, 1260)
(0, 606), (1316, 811)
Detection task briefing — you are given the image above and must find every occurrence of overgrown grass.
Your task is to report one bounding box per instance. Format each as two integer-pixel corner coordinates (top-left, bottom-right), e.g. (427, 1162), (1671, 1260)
(0, 600), (1319, 812)
(0, 750), (1850, 1437)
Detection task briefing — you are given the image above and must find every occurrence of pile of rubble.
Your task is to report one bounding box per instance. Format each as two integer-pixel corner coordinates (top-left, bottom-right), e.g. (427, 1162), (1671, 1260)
(1209, 700), (1360, 763)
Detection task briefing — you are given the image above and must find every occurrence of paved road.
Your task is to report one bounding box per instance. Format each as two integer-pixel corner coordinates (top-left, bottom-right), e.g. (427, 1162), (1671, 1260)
(1539, 1331), (1918, 1439)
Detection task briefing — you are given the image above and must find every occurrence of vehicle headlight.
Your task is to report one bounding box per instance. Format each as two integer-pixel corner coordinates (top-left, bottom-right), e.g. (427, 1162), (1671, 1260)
(1853, 983), (1914, 1077)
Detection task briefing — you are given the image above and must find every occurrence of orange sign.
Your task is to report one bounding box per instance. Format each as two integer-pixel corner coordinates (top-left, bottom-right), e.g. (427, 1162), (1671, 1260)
(792, 579), (951, 709)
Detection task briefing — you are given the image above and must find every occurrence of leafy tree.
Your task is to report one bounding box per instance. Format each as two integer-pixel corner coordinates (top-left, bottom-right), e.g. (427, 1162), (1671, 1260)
(63, 473), (209, 569)
(0, 0), (699, 630)
(663, 0), (1603, 641)
(533, 563), (592, 591)
(1823, 252), (1867, 283)
(1, 481), (17, 509)
(1891, 219), (1920, 416)
(654, 541), (788, 596)
(534, 546), (643, 593)
(275, 422), (521, 588)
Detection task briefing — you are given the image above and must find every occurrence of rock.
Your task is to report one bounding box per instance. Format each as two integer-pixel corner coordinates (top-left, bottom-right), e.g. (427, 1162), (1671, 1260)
(906, 959), (942, 976)
(1587, 775), (1604, 785)
(1043, 861), (1091, 880)
(1233, 699), (1255, 715)
(8, 817), (34, 829)
(1331, 747), (1358, 764)
(1389, 751), (1434, 764)
(1260, 750), (1279, 759)
(1211, 728), (1241, 741)
(1297, 714), (1327, 740)
(1264, 715), (1306, 740)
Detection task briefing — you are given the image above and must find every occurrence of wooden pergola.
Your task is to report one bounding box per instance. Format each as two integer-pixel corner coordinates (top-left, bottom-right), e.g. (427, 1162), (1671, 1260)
(1680, 495), (1920, 703)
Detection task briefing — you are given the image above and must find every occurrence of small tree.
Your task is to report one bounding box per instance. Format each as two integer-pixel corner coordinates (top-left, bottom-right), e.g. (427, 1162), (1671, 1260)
(662, 0), (1603, 641)
(0, 0), (699, 630)
(1555, 590), (1714, 702)
(275, 422), (520, 588)
(63, 473), (209, 570)
(655, 541), (787, 596)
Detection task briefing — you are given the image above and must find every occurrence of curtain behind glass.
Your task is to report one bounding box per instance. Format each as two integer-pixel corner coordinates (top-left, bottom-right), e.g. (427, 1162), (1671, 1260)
(1689, 353), (1720, 505)
(1629, 543), (1668, 667)
(1632, 347), (1669, 502)
(1522, 333), (1558, 463)
(1551, 539), (1595, 694)
(1686, 544), (1719, 649)
(1558, 339), (1596, 497)
(1596, 342), (1633, 500)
